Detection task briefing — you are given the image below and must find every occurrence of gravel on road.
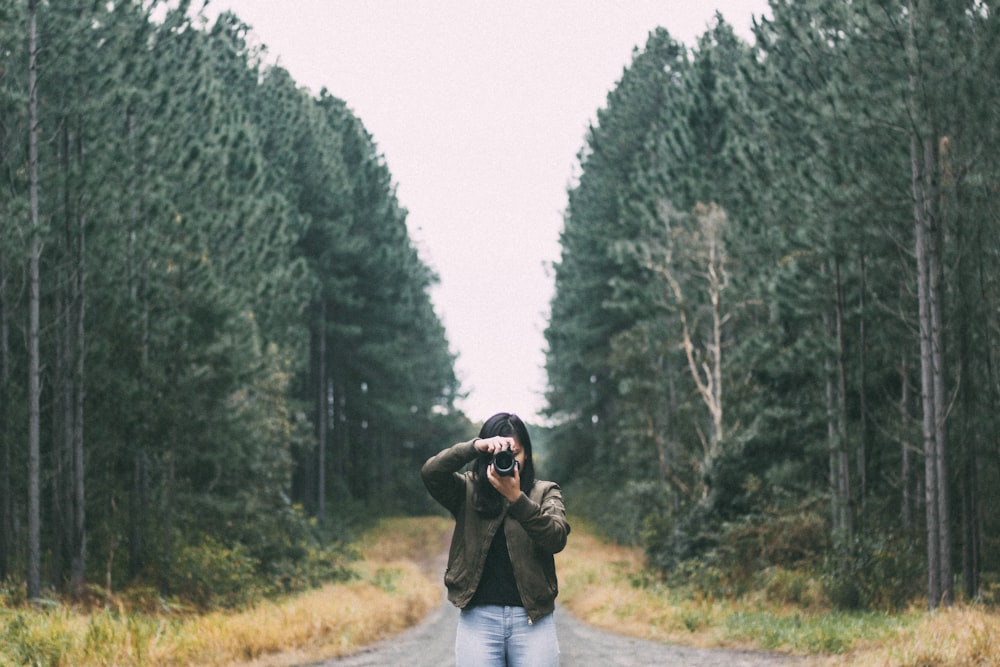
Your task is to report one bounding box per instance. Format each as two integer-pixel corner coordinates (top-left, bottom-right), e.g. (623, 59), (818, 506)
(305, 598), (811, 667)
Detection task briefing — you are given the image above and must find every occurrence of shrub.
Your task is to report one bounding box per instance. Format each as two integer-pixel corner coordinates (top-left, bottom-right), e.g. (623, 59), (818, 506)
(568, 478), (673, 546)
(171, 535), (263, 610)
(657, 506), (830, 600)
(753, 566), (824, 608)
(669, 558), (734, 598)
(0, 610), (73, 666)
(269, 543), (357, 593)
(821, 531), (923, 610)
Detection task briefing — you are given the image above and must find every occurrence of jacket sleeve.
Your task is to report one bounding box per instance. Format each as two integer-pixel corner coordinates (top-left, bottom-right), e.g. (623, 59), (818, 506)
(420, 439), (479, 515)
(507, 482), (570, 554)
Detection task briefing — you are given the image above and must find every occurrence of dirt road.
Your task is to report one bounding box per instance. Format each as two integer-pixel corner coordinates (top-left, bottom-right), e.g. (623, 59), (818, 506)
(306, 597), (809, 667)
(303, 532), (809, 667)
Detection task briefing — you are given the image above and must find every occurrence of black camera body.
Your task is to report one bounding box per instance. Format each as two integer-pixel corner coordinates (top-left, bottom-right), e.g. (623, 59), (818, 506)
(491, 448), (519, 477)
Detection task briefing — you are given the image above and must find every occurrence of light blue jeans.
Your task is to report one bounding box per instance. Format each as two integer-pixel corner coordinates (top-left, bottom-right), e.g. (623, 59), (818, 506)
(456, 605), (559, 667)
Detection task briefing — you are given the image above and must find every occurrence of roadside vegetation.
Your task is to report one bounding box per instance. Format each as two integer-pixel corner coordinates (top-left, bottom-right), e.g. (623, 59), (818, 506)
(0, 517), (450, 667)
(557, 518), (1000, 666)
(4, 517), (997, 666)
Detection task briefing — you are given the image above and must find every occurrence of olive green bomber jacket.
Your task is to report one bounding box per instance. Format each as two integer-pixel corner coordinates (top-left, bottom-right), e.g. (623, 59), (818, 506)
(420, 440), (570, 622)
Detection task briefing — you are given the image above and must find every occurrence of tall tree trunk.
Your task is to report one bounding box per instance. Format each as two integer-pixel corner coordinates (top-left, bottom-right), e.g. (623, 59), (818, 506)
(706, 208), (724, 451)
(124, 104), (147, 579)
(57, 45), (87, 595)
(960, 448), (980, 600)
(913, 132), (941, 609)
(926, 141), (951, 607)
(0, 83), (8, 581)
(65, 30), (88, 589)
(824, 261), (851, 539)
(953, 154), (981, 601)
(161, 431), (176, 593)
(656, 203), (728, 494)
(53, 120), (71, 592)
(27, 0), (42, 601)
(0, 245), (9, 580)
(129, 452), (144, 578)
(71, 205), (86, 597)
(652, 373), (692, 503)
(856, 255), (868, 516)
(899, 353), (913, 530)
(317, 300), (328, 523)
(908, 0), (952, 610)
(333, 377), (347, 497)
(55, 278), (73, 586)
(913, 131), (953, 608)
(826, 368), (839, 532)
(834, 258), (853, 540)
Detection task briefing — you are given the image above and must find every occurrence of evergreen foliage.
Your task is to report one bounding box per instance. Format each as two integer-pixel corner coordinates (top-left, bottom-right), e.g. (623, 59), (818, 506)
(5, 0), (1000, 616)
(0, 2), (465, 603)
(545, 4), (1000, 610)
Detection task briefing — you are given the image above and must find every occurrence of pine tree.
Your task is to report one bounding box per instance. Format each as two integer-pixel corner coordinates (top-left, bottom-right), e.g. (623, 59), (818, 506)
(545, 28), (689, 491)
(0, 0), (25, 583)
(26, 0), (42, 602)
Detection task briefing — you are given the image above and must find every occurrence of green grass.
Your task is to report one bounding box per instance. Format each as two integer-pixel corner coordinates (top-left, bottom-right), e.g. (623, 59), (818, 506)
(722, 609), (912, 655)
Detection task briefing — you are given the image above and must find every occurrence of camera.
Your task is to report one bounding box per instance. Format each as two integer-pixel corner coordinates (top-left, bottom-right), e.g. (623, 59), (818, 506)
(491, 448), (518, 477)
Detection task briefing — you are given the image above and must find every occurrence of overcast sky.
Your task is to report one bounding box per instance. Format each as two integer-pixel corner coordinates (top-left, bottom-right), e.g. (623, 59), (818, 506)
(201, 1), (770, 423)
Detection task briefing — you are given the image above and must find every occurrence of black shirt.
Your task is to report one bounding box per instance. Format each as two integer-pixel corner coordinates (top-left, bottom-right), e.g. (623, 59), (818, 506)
(469, 520), (523, 607)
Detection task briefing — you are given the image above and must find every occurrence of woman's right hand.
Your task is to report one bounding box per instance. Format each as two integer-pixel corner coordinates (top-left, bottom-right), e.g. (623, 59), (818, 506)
(474, 436), (515, 454)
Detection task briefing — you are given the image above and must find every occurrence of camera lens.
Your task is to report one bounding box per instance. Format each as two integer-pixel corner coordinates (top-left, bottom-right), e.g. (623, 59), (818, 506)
(492, 449), (517, 476)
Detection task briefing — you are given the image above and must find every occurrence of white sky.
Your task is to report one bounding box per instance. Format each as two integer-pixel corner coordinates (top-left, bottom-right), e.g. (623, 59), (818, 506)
(201, 1), (770, 423)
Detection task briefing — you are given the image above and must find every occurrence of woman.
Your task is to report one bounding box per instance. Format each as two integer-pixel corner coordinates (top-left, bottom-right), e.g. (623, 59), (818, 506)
(421, 412), (570, 667)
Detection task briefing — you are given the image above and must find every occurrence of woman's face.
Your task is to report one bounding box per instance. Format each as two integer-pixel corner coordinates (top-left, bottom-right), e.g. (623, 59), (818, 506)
(509, 436), (527, 469)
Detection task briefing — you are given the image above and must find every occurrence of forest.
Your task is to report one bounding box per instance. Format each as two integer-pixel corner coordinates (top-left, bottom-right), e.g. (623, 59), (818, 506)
(544, 0), (1000, 611)
(1, 0), (998, 620)
(0, 0), (468, 605)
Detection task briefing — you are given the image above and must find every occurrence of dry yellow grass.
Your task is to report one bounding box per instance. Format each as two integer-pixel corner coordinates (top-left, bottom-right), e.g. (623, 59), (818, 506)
(0, 517), (452, 667)
(820, 606), (1000, 667)
(6, 516), (998, 666)
(196, 516), (453, 667)
(556, 519), (734, 648)
(172, 564), (438, 666)
(557, 518), (1000, 666)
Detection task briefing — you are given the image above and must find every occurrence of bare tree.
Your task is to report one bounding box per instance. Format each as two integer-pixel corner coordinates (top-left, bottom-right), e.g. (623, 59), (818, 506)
(646, 202), (730, 497)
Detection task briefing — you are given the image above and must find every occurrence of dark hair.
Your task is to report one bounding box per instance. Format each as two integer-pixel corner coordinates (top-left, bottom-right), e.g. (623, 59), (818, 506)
(471, 412), (536, 518)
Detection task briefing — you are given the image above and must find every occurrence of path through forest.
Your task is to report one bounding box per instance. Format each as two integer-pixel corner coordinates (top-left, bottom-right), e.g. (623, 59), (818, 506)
(304, 596), (810, 667)
(303, 541), (811, 667)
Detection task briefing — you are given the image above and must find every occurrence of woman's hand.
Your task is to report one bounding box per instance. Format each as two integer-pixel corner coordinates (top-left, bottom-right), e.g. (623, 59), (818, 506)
(474, 437), (522, 503)
(487, 461), (521, 503)
(474, 436), (516, 455)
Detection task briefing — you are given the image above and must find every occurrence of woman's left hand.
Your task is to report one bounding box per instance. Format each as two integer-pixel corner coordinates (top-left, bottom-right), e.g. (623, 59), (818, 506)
(487, 461), (521, 503)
